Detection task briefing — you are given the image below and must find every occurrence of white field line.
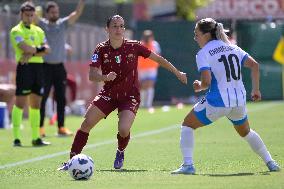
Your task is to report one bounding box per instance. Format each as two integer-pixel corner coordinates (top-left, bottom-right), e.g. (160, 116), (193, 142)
(0, 125), (179, 170)
(0, 101), (282, 170)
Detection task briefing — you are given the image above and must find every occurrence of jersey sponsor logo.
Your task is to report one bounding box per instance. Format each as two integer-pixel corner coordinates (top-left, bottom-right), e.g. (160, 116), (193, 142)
(94, 95), (111, 102)
(15, 36), (24, 43)
(40, 87), (44, 95)
(100, 95), (111, 101)
(22, 89), (31, 94)
(115, 55), (122, 64)
(104, 59), (110, 64)
(94, 95), (100, 101)
(91, 54), (99, 63)
(128, 54), (134, 58)
(200, 97), (206, 104)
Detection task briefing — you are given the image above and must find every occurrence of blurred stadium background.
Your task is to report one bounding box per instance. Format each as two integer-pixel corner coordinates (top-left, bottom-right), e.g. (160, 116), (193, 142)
(0, 0), (284, 104)
(0, 1), (284, 188)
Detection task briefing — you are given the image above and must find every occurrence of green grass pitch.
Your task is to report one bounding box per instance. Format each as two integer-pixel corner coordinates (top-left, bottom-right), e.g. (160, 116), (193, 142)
(0, 101), (283, 189)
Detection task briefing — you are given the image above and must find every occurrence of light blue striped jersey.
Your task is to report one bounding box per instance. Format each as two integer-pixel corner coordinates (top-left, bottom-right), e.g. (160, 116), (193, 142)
(196, 40), (249, 107)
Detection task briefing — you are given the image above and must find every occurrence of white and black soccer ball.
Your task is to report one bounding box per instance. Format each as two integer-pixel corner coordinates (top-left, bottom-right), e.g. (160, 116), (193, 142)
(68, 154), (94, 180)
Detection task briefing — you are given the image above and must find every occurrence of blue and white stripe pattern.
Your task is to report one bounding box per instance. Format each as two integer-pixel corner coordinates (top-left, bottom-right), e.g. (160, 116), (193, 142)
(196, 40), (248, 108)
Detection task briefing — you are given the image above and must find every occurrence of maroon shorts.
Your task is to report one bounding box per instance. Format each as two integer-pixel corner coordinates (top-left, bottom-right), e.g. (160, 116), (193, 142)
(91, 92), (140, 116)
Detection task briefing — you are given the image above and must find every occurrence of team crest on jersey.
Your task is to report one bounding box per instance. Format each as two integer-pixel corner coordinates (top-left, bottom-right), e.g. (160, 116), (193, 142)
(128, 54), (134, 58)
(91, 54), (99, 63)
(104, 54), (108, 58)
(127, 53), (134, 61)
(115, 55), (122, 64)
(30, 36), (35, 41)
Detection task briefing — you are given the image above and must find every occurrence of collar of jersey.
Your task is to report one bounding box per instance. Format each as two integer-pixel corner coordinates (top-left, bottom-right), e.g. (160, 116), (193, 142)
(20, 21), (32, 30)
(108, 39), (125, 51)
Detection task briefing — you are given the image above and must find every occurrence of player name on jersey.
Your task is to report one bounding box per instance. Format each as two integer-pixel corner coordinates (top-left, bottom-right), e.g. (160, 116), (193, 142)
(209, 46), (235, 56)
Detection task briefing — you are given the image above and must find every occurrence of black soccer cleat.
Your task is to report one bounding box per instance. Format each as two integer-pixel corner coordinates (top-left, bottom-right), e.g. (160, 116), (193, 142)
(32, 138), (51, 146)
(13, 139), (22, 147)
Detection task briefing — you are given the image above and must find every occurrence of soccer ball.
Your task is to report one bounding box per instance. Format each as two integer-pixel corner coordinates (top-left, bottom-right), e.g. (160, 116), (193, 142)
(68, 154), (94, 180)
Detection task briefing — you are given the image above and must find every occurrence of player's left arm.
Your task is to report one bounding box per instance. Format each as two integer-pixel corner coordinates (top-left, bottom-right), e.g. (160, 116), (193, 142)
(244, 55), (261, 101)
(33, 30), (50, 57)
(67, 0), (85, 25)
(148, 52), (187, 84)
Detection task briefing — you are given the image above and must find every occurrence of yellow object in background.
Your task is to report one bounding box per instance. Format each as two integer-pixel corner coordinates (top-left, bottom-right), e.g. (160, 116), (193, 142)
(35, 6), (43, 18)
(273, 37), (284, 65)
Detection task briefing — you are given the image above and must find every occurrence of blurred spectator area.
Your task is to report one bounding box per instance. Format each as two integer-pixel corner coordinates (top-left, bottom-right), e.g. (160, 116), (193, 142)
(1, 0), (283, 102)
(0, 0), (133, 27)
(0, 9), (132, 103)
(0, 12), (133, 62)
(0, 0), (177, 25)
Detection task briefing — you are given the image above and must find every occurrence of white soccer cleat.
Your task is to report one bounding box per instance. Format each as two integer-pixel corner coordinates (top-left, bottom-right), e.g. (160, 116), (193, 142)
(171, 164), (196, 175)
(266, 161), (281, 172)
(57, 162), (69, 171)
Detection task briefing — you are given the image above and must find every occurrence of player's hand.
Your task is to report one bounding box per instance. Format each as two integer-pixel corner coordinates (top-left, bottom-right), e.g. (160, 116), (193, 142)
(193, 80), (202, 92)
(251, 89), (261, 101)
(106, 72), (117, 81)
(19, 53), (33, 64)
(177, 72), (187, 84)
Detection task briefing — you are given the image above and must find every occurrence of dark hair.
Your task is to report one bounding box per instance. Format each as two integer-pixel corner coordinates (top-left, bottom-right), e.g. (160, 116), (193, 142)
(197, 18), (218, 39)
(20, 1), (35, 12)
(196, 18), (230, 44)
(45, 1), (58, 13)
(106, 15), (124, 27)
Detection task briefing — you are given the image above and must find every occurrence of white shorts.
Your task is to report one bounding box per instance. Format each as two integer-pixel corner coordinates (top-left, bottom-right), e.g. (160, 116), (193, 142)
(193, 98), (247, 126)
(138, 68), (158, 81)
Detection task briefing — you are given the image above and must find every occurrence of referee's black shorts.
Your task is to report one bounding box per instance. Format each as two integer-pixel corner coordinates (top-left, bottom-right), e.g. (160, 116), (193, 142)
(15, 63), (44, 96)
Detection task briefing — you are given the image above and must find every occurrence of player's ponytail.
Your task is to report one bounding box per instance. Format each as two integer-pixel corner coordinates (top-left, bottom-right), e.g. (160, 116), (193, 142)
(196, 18), (230, 44)
(215, 22), (230, 44)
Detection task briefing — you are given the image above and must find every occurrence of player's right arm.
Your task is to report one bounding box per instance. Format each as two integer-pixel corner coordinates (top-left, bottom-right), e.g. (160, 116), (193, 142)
(193, 70), (211, 92)
(11, 32), (48, 55)
(17, 37), (49, 57)
(89, 44), (117, 82)
(89, 67), (116, 82)
(18, 41), (37, 54)
(193, 50), (211, 92)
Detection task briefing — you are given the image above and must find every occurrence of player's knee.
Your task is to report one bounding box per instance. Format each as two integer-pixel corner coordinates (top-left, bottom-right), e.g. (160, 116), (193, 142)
(235, 126), (250, 137)
(239, 128), (250, 137)
(182, 122), (197, 130)
(118, 129), (130, 137)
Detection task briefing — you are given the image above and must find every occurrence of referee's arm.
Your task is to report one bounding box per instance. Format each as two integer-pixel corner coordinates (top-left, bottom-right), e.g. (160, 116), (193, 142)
(18, 42), (50, 56)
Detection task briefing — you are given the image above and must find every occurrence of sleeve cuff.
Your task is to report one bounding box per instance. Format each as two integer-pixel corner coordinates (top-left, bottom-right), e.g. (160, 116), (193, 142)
(198, 67), (211, 72)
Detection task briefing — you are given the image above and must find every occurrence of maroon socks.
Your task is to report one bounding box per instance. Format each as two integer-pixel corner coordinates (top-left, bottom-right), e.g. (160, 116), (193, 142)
(70, 130), (89, 159)
(70, 130), (130, 159)
(117, 132), (130, 151)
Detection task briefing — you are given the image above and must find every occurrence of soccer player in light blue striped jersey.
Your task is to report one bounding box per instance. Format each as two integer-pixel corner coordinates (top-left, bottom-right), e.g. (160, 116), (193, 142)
(172, 18), (280, 174)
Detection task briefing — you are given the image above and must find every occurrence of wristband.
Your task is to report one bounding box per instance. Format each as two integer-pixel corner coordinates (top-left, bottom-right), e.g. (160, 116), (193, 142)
(36, 46), (46, 53)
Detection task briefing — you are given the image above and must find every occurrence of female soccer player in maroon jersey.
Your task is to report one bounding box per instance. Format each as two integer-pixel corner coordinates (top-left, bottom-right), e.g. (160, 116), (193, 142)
(58, 15), (187, 170)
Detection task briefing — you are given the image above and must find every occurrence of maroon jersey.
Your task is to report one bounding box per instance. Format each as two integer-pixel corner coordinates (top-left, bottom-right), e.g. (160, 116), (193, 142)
(90, 39), (151, 98)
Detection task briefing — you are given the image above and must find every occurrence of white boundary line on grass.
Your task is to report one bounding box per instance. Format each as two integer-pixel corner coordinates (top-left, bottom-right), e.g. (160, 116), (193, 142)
(0, 101), (282, 170)
(0, 125), (179, 170)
